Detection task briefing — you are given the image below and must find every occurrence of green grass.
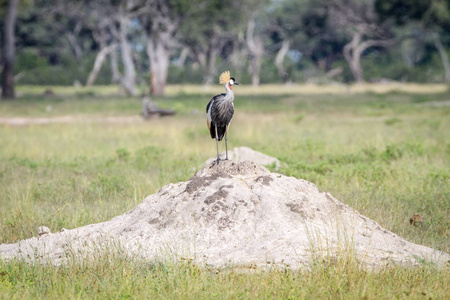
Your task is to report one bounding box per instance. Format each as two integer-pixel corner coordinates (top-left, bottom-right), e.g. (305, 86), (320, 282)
(0, 84), (449, 298)
(1, 254), (448, 299)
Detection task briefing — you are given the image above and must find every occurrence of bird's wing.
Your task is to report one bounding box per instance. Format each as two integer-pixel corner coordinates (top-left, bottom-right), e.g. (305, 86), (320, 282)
(211, 100), (234, 127)
(206, 98), (214, 125)
(206, 93), (226, 123)
(206, 96), (219, 138)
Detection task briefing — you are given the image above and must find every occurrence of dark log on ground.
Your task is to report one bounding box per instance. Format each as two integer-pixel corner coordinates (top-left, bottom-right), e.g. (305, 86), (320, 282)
(142, 97), (175, 119)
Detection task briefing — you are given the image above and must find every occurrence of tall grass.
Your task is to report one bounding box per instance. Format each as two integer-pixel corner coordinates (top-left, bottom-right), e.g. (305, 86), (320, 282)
(0, 84), (449, 298)
(1, 253), (448, 299)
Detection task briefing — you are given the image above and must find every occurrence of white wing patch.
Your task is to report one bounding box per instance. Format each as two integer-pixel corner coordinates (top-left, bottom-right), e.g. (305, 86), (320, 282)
(206, 99), (213, 123)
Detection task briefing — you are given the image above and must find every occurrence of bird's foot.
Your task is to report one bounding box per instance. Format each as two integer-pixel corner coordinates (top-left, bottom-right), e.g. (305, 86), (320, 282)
(211, 158), (221, 166)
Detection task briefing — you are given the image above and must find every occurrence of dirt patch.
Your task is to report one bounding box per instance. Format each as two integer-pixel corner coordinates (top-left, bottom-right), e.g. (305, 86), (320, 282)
(185, 172), (230, 194)
(255, 175), (274, 186)
(0, 116), (142, 126)
(204, 185), (232, 205)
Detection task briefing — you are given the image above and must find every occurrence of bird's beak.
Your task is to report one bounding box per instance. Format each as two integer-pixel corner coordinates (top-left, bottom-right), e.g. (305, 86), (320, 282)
(234, 82), (239, 85)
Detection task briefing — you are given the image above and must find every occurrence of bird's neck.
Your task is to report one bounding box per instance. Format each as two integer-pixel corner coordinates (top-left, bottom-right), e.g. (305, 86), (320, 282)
(224, 84), (234, 98)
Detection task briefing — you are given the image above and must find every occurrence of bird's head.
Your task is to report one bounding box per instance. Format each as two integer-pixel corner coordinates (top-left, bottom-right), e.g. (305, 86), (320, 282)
(219, 70), (239, 90)
(229, 77), (239, 90)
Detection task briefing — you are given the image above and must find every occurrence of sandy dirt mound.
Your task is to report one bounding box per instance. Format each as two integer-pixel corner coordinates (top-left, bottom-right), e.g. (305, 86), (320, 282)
(204, 147), (281, 170)
(1, 160), (448, 269)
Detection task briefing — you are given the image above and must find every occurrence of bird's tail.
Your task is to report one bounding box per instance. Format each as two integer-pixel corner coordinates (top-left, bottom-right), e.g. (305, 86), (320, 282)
(210, 124), (227, 141)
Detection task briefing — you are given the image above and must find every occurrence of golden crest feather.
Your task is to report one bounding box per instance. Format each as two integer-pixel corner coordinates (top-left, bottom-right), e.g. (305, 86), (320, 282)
(219, 70), (231, 85)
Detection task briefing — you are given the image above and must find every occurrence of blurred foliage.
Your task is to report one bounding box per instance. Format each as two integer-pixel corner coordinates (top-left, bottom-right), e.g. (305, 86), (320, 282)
(15, 50), (112, 85)
(2, 0), (450, 86)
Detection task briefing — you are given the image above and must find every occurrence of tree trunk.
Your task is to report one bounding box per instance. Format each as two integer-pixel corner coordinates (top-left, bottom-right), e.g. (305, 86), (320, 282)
(343, 31), (364, 83)
(1, 0), (19, 100)
(86, 44), (118, 86)
(432, 32), (450, 83)
(246, 16), (264, 86)
(274, 40), (290, 83)
(146, 38), (170, 96)
(118, 16), (137, 95)
(230, 37), (246, 71)
(204, 47), (218, 85)
(250, 54), (262, 86)
(197, 53), (206, 70)
(109, 49), (121, 83)
(174, 47), (189, 68)
(347, 51), (364, 83)
(65, 32), (83, 61)
(193, 42), (220, 86)
(344, 29), (396, 83)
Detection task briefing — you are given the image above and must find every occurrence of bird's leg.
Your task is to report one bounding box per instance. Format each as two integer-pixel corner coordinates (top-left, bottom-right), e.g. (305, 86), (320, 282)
(225, 132), (229, 160)
(215, 126), (220, 164)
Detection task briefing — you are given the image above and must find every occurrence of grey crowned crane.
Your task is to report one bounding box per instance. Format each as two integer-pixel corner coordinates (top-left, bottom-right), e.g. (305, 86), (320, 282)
(206, 70), (239, 164)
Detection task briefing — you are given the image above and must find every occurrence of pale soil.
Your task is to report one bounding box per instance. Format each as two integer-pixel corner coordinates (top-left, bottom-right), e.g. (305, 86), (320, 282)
(1, 160), (448, 269)
(0, 116), (143, 126)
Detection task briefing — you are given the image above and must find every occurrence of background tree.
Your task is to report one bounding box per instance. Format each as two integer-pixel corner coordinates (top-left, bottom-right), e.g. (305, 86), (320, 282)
(3, 0), (450, 93)
(265, 0), (303, 83)
(50, 0), (139, 94)
(179, 0), (245, 85)
(246, 13), (264, 86)
(81, 1), (118, 86)
(113, 0), (139, 95)
(265, 0), (319, 83)
(140, 0), (203, 95)
(328, 0), (397, 83)
(242, 0), (269, 86)
(1, 0), (19, 99)
(299, 2), (346, 79)
(376, 0), (450, 82)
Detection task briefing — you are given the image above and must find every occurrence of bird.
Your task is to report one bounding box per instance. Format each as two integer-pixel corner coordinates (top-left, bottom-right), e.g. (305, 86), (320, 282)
(206, 70), (239, 164)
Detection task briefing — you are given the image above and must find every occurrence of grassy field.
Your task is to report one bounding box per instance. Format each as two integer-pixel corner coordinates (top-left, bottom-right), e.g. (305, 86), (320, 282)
(0, 84), (449, 298)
